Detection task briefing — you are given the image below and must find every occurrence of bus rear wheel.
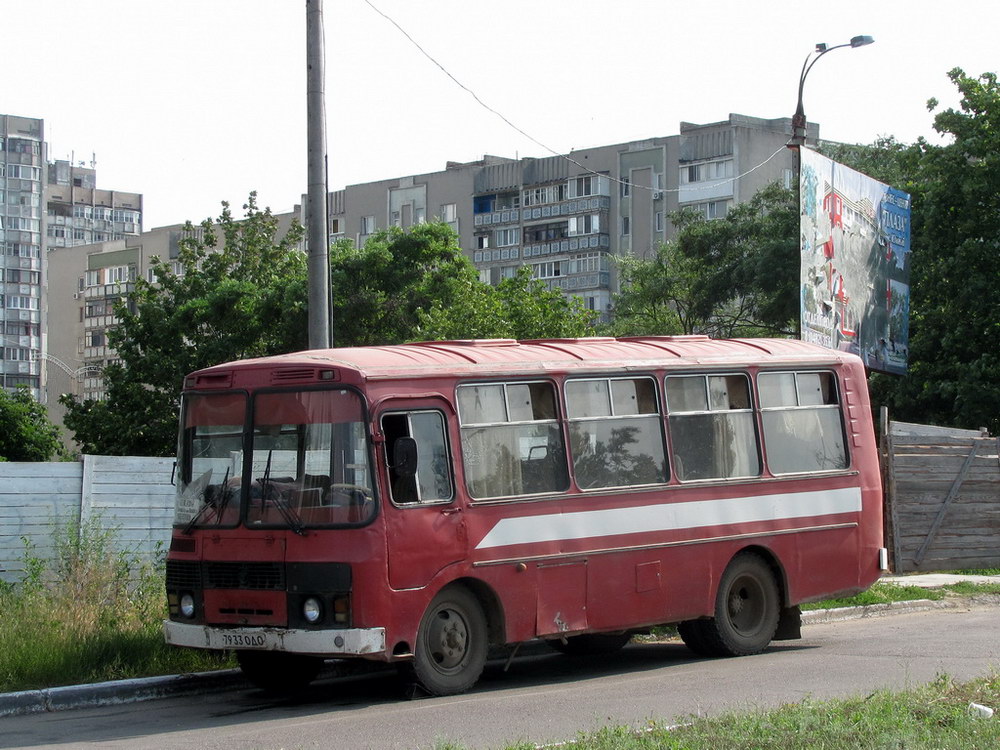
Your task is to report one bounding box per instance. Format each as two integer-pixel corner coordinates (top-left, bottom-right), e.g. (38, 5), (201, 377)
(410, 586), (488, 696)
(236, 650), (324, 693)
(679, 553), (780, 657)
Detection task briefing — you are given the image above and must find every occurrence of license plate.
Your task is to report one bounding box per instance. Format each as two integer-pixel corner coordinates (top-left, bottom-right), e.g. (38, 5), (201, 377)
(215, 630), (269, 649)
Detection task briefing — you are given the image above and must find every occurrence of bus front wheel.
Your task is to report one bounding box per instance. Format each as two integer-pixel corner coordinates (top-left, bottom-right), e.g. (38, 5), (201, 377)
(410, 586), (488, 696)
(679, 553), (779, 657)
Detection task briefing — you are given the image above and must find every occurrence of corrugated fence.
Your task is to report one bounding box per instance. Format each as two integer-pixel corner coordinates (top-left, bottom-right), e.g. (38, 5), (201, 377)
(0, 455), (175, 583)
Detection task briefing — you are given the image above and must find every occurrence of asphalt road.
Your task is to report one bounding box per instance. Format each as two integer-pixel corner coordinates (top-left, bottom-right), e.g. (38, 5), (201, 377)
(4, 602), (1000, 750)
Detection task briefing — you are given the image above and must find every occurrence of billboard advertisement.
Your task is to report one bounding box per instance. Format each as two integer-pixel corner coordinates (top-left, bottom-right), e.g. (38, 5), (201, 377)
(799, 148), (911, 374)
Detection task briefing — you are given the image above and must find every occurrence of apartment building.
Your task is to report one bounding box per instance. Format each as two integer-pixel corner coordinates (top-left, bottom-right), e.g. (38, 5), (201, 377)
(1, 114), (45, 397)
(323, 114), (818, 319)
(45, 212), (300, 432)
(1, 112), (143, 401)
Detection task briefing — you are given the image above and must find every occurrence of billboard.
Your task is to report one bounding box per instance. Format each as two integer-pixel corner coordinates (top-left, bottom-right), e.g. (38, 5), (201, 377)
(799, 148), (911, 374)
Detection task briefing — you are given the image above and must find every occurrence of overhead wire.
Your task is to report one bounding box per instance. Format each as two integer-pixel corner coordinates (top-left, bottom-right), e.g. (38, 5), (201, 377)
(361, 0), (790, 196)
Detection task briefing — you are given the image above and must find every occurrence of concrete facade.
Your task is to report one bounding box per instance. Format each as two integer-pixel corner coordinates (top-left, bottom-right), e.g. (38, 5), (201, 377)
(320, 114), (818, 319)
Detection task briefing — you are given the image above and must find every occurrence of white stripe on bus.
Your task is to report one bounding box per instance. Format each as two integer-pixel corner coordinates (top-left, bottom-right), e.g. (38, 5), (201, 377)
(474, 487), (863, 550)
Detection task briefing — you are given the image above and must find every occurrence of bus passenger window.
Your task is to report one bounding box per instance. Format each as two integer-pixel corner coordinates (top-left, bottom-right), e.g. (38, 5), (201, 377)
(458, 381), (569, 499)
(759, 371), (847, 474)
(382, 412), (454, 504)
(666, 374), (760, 481)
(566, 377), (667, 490)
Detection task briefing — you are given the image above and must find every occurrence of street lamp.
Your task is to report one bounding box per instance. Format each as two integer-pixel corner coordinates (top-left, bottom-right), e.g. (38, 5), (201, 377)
(790, 35), (874, 148)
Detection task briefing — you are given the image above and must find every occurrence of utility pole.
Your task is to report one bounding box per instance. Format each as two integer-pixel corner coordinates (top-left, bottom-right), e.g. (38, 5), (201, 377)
(306, 0), (331, 349)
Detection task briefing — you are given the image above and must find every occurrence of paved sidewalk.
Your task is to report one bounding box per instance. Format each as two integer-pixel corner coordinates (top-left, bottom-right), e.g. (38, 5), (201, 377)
(2, 573), (996, 718)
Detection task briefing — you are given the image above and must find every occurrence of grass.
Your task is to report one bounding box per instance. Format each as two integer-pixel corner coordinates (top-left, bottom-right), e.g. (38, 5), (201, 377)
(0, 518), (231, 693)
(802, 581), (944, 610)
(429, 673), (1000, 749)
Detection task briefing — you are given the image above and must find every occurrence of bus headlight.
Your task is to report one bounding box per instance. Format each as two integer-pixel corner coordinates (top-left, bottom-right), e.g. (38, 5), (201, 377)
(302, 597), (323, 624)
(180, 593), (196, 619)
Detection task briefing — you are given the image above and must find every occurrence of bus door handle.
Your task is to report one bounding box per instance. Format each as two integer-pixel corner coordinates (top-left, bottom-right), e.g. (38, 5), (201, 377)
(441, 506), (462, 516)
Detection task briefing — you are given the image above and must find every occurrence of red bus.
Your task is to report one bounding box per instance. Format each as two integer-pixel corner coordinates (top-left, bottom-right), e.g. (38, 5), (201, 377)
(163, 336), (885, 695)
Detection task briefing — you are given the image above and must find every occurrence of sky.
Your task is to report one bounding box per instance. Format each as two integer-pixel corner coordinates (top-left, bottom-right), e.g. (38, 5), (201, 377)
(6, 0), (998, 230)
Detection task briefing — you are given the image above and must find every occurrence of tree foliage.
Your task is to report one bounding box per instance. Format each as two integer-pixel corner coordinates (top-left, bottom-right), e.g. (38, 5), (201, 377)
(0, 387), (64, 462)
(867, 69), (1000, 434)
(329, 223), (479, 347)
(61, 218), (595, 456)
(610, 182), (799, 337)
(419, 266), (596, 340)
(60, 194), (307, 456)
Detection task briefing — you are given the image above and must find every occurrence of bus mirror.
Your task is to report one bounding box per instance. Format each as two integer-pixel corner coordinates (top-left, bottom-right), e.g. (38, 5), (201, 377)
(393, 437), (418, 478)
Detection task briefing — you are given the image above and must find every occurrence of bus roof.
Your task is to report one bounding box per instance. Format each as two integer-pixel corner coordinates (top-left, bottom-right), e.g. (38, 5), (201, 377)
(187, 337), (861, 388)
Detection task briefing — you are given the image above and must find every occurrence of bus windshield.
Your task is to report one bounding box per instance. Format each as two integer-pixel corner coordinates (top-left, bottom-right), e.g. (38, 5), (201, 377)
(175, 388), (376, 530)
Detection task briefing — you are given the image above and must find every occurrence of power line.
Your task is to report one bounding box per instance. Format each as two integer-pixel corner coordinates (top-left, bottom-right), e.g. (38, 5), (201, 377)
(362, 0), (790, 196)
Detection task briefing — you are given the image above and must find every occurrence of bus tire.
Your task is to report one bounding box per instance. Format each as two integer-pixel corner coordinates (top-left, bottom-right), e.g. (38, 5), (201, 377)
(695, 552), (780, 657)
(548, 632), (632, 656)
(677, 619), (713, 656)
(236, 650), (324, 693)
(411, 586), (488, 696)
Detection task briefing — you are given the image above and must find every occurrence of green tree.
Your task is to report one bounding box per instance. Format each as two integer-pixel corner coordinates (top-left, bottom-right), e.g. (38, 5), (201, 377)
(610, 183), (799, 337)
(60, 194), (307, 456)
(607, 240), (702, 336)
(419, 266), (596, 340)
(330, 223), (479, 346)
(0, 387), (64, 461)
(870, 69), (1000, 434)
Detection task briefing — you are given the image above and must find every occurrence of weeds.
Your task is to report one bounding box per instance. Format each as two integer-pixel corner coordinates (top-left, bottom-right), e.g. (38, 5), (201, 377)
(491, 672), (1000, 750)
(0, 516), (230, 693)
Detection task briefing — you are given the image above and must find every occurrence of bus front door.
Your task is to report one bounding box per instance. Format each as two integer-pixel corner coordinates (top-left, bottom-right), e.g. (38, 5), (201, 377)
(380, 404), (467, 590)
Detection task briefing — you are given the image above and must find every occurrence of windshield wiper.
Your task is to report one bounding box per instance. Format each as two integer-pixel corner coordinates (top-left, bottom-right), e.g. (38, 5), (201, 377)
(182, 465), (230, 535)
(257, 450), (305, 536)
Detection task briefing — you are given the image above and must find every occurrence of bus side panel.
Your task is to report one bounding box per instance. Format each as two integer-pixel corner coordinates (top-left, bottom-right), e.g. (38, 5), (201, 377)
(583, 547), (715, 631)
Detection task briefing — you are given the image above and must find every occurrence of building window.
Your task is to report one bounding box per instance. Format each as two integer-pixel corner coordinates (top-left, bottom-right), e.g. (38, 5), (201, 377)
(440, 203), (457, 223)
(360, 215), (375, 235)
(494, 228), (520, 247)
(682, 199), (732, 220)
(567, 214), (600, 236)
(622, 216), (631, 236)
(655, 211), (664, 232)
(680, 159), (734, 184)
(620, 177), (630, 197)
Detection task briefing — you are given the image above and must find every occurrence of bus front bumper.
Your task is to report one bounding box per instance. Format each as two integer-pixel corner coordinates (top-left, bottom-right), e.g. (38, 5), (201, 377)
(163, 620), (386, 656)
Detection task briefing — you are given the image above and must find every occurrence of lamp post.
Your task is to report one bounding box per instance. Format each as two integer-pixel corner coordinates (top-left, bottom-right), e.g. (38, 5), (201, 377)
(790, 35), (874, 149)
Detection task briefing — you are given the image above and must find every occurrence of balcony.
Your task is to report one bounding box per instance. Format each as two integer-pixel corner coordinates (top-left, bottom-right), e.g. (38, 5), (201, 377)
(523, 234), (610, 258)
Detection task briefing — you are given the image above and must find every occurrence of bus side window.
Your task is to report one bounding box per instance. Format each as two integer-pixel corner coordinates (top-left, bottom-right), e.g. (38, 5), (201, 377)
(565, 376), (667, 490)
(457, 381), (569, 499)
(665, 373), (760, 481)
(759, 371), (848, 473)
(382, 411), (455, 504)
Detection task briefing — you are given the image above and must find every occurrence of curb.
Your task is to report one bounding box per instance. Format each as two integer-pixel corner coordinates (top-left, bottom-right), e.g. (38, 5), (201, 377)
(0, 598), (975, 718)
(0, 669), (247, 718)
(801, 597), (955, 624)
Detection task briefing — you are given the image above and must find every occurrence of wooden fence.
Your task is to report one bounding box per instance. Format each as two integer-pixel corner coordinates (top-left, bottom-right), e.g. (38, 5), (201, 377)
(882, 416), (1000, 573)
(0, 455), (174, 583)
